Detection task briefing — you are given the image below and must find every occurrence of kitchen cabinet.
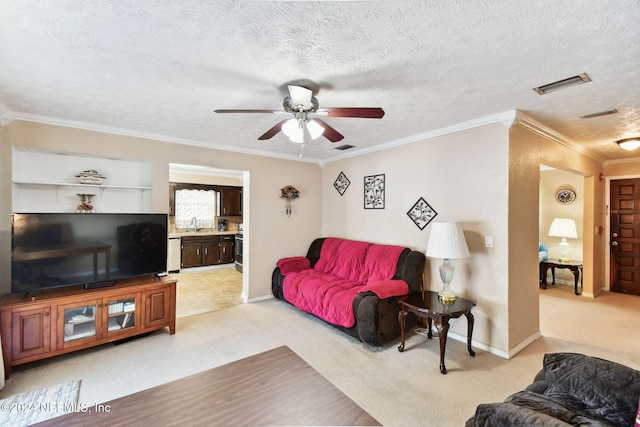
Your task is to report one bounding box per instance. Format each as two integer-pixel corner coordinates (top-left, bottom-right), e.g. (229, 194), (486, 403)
(219, 236), (234, 264)
(169, 182), (176, 216)
(181, 239), (206, 268)
(219, 186), (242, 216)
(181, 235), (235, 268)
(0, 275), (176, 379)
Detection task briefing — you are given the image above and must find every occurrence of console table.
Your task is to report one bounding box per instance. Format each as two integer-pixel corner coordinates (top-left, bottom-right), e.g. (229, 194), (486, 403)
(540, 258), (583, 295)
(398, 291), (475, 374)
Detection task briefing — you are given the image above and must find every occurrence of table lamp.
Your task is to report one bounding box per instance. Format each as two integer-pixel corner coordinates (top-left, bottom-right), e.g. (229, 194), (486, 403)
(548, 218), (578, 263)
(426, 222), (470, 303)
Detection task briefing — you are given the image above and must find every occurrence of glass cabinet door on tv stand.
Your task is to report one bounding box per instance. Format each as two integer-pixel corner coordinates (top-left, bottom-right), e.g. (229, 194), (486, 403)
(62, 302), (99, 347)
(59, 295), (139, 349)
(106, 297), (136, 333)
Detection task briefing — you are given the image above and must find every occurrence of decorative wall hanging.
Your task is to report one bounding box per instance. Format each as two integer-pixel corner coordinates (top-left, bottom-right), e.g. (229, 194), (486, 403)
(333, 172), (350, 196)
(407, 197), (437, 230)
(555, 188), (576, 204)
(364, 174), (385, 209)
(280, 185), (300, 216)
(75, 169), (105, 185)
(76, 194), (95, 213)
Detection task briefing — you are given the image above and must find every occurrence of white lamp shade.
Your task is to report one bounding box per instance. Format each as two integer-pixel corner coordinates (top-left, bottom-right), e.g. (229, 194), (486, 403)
(282, 119), (324, 143)
(548, 218), (578, 238)
(282, 119), (304, 143)
(306, 119), (325, 140)
(426, 222), (470, 259)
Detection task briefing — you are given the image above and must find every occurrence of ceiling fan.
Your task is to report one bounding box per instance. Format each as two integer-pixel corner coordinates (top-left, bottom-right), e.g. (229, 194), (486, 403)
(214, 85), (384, 143)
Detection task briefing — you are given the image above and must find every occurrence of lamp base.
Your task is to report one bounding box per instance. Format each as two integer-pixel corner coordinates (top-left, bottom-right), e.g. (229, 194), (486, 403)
(438, 291), (456, 304)
(438, 259), (457, 304)
(438, 292), (456, 304)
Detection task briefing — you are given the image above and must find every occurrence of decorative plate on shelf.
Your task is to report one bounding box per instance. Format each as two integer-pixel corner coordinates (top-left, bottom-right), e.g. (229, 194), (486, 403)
(556, 188), (576, 204)
(75, 169), (106, 185)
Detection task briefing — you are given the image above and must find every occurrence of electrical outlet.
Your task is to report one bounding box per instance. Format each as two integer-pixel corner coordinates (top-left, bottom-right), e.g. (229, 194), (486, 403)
(485, 236), (493, 248)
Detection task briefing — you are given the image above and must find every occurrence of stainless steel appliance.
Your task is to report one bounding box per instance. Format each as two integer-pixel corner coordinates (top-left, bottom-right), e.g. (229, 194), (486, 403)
(217, 218), (228, 231)
(235, 232), (243, 272)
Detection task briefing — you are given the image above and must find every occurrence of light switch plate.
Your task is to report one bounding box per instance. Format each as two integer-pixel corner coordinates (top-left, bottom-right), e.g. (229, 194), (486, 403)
(485, 236), (493, 248)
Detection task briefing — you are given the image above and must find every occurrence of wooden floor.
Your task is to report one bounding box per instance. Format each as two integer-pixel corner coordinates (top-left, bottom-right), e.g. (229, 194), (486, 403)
(35, 346), (380, 426)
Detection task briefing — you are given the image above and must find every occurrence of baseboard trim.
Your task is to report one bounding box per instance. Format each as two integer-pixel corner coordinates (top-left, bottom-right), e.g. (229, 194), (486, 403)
(447, 329), (542, 360)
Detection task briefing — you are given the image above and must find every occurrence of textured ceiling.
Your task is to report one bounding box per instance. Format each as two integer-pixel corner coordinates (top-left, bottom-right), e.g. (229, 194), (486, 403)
(1, 0), (639, 163)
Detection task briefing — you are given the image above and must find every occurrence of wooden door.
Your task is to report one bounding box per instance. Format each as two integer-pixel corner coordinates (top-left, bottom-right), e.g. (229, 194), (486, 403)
(610, 178), (640, 295)
(219, 239), (234, 264)
(145, 287), (170, 328)
(181, 241), (202, 268)
(220, 187), (242, 216)
(202, 241), (220, 265)
(11, 307), (51, 360)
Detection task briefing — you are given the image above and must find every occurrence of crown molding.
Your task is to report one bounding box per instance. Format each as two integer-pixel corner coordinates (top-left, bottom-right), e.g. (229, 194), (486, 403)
(8, 112), (321, 164)
(0, 100), (13, 125)
(4, 108), (619, 166)
(324, 110), (518, 164)
(513, 111), (606, 164)
(602, 156), (640, 165)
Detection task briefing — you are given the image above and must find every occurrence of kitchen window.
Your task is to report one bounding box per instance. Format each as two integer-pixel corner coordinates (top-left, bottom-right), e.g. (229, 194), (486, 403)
(175, 189), (216, 230)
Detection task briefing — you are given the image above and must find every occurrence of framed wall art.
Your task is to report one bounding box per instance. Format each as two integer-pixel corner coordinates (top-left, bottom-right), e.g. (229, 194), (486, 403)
(407, 197), (437, 230)
(364, 174), (385, 209)
(333, 171), (350, 196)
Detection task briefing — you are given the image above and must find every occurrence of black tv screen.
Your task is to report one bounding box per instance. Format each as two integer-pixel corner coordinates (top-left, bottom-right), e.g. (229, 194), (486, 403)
(11, 213), (168, 294)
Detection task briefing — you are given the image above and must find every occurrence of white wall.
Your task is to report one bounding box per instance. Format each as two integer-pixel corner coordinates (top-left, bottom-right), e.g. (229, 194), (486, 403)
(322, 123), (512, 355)
(0, 121), (323, 300)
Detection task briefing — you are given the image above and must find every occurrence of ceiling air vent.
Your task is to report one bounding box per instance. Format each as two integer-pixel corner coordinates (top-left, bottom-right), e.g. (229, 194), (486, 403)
(533, 73), (591, 95)
(580, 109), (618, 119)
(334, 144), (355, 151)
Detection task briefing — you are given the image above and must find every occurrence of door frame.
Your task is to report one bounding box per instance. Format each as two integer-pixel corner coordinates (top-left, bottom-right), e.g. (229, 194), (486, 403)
(604, 173), (640, 292)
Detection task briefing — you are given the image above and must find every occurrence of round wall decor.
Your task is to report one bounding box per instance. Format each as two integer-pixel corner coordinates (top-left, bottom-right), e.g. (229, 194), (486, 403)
(556, 188), (576, 204)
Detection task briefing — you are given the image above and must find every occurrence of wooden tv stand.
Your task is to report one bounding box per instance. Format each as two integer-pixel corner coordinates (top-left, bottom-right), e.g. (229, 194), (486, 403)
(0, 275), (176, 379)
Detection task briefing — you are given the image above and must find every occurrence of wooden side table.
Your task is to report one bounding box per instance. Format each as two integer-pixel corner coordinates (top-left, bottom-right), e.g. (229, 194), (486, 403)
(398, 291), (475, 374)
(540, 258), (583, 295)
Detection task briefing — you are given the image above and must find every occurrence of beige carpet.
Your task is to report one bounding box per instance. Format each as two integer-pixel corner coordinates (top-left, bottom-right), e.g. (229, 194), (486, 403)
(1, 283), (638, 426)
(173, 267), (243, 318)
(0, 379), (81, 426)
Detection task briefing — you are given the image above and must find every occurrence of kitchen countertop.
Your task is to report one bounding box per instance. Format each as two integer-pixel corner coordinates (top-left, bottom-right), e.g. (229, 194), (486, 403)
(169, 230), (238, 238)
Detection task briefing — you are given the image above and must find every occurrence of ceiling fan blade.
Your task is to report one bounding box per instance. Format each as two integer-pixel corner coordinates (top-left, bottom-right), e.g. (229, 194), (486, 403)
(322, 108), (385, 119)
(258, 120), (289, 140)
(314, 119), (344, 142)
(288, 85), (313, 107)
(215, 109), (279, 114)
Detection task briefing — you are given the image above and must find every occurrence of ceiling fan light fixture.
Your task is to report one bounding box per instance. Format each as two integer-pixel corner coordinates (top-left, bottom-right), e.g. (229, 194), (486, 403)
(282, 118), (324, 144)
(306, 119), (325, 140)
(282, 119), (304, 143)
(533, 73), (591, 95)
(616, 138), (640, 151)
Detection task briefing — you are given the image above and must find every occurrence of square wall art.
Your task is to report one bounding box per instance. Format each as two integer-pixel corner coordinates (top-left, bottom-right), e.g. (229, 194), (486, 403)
(333, 172), (350, 196)
(407, 197), (437, 230)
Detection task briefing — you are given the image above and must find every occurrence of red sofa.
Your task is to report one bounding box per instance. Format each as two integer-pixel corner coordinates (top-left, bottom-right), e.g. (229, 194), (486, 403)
(272, 237), (425, 346)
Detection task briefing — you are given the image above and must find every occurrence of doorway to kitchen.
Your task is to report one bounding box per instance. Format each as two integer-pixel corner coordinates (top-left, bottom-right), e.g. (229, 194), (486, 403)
(169, 163), (248, 318)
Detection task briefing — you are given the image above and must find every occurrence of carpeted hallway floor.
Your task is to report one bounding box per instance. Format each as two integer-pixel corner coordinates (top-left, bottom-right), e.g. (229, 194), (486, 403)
(173, 266), (243, 318)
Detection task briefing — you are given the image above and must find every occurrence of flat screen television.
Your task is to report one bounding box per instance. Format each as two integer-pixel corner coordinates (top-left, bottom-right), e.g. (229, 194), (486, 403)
(11, 213), (168, 295)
